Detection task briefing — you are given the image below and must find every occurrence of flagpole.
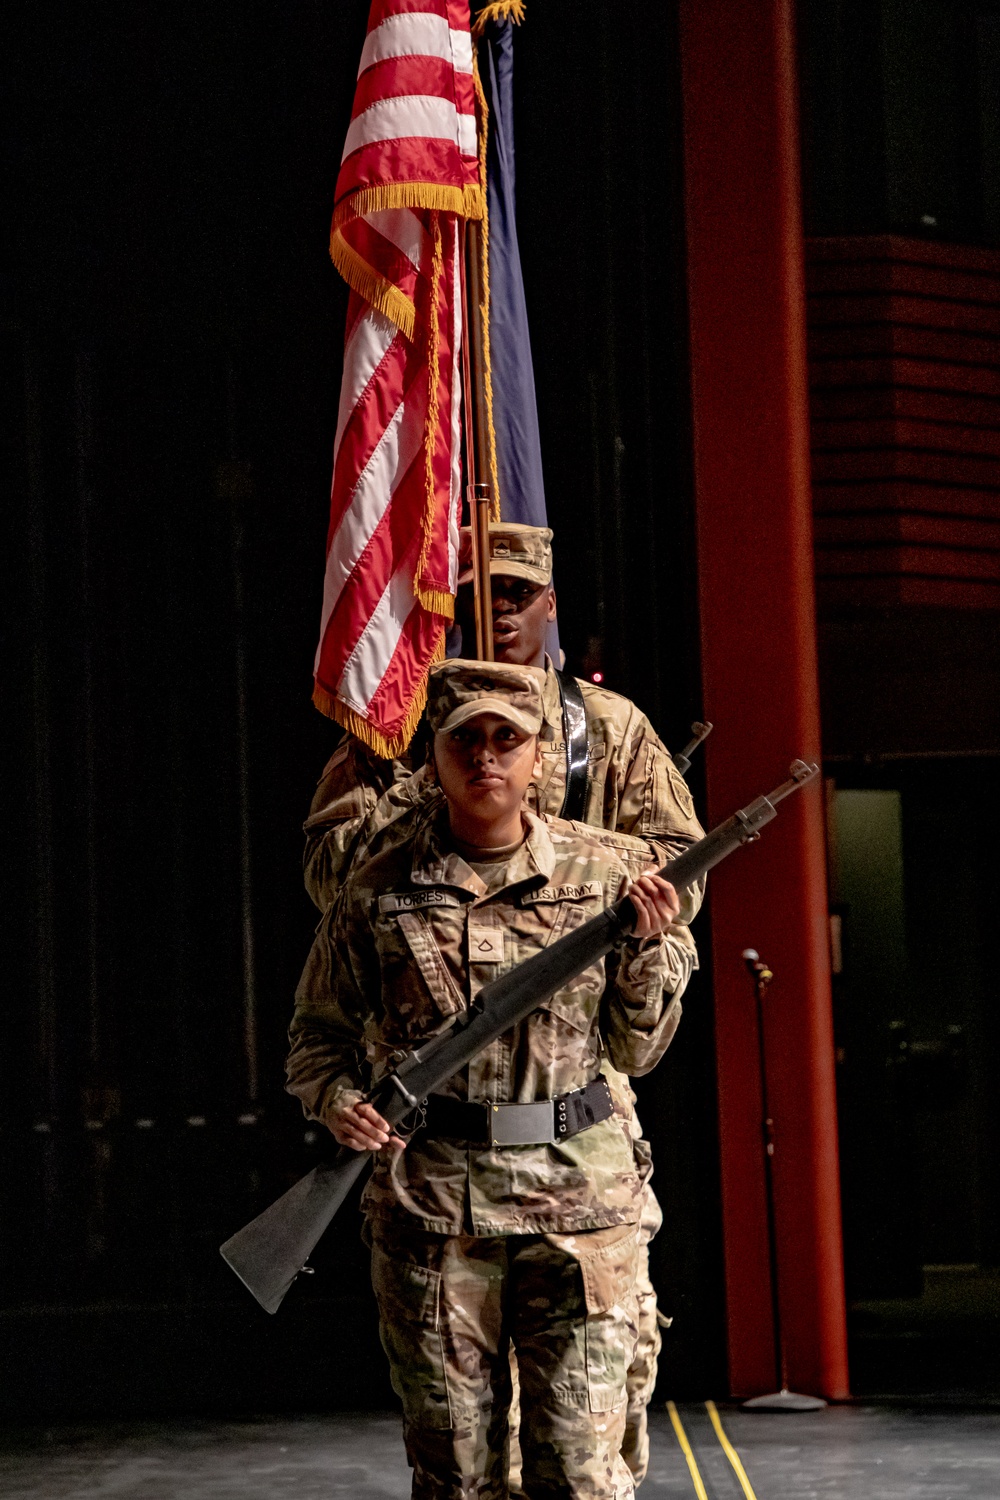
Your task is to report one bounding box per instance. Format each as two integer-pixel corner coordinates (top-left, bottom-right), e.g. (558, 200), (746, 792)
(461, 218), (495, 661)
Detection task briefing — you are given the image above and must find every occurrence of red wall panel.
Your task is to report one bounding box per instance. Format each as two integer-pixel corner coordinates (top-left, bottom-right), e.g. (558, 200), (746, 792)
(679, 0), (849, 1400)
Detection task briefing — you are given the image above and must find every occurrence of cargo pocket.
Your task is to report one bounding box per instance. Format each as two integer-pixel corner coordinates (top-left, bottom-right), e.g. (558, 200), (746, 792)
(577, 1224), (639, 1413)
(371, 1243), (452, 1429)
(373, 909), (468, 1044)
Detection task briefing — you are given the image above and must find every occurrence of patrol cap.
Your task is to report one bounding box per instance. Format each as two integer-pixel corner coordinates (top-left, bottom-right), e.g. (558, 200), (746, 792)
(488, 523), (553, 585)
(426, 659), (546, 737)
(458, 523), (554, 587)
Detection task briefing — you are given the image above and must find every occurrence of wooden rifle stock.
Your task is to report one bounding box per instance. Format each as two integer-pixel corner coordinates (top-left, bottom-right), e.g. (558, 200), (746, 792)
(219, 760), (818, 1313)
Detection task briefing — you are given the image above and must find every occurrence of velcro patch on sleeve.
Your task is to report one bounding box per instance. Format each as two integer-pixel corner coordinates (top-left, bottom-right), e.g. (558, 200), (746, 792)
(528, 880), (604, 904)
(378, 889), (462, 914)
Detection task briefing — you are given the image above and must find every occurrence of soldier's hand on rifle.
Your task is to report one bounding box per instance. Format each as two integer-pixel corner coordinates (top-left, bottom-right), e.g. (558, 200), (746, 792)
(329, 1099), (406, 1153)
(628, 874), (680, 939)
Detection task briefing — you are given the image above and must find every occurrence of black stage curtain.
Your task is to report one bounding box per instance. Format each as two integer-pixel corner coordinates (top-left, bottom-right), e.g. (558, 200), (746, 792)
(2, 0), (723, 1417)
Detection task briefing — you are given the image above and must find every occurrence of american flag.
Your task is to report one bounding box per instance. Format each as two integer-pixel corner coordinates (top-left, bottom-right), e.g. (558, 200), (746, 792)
(312, 0), (484, 758)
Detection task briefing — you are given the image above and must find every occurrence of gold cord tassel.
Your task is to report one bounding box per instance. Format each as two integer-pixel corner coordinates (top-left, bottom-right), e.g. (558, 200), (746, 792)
(471, 0), (526, 41)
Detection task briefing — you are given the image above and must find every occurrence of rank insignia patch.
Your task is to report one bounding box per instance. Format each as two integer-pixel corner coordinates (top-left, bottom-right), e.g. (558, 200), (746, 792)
(468, 926), (504, 963)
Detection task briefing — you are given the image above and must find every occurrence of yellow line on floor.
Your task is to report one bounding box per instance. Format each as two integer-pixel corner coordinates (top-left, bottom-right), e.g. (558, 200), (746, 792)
(665, 1401), (709, 1500)
(705, 1399), (759, 1500)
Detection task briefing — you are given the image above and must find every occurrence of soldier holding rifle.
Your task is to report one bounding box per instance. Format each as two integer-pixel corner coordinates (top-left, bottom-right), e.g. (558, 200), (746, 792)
(304, 525), (702, 915)
(286, 661), (690, 1500)
(300, 524), (704, 1482)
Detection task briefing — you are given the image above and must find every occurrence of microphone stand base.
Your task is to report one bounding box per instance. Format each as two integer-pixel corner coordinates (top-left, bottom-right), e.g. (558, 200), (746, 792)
(742, 1389), (827, 1412)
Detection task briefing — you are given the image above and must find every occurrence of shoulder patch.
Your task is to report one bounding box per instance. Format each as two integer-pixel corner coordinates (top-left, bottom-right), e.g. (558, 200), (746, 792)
(378, 889), (463, 914)
(667, 759), (697, 820)
(526, 880), (604, 904)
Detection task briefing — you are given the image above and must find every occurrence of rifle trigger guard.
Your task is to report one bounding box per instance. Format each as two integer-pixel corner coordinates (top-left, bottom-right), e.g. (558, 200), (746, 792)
(393, 1099), (428, 1141)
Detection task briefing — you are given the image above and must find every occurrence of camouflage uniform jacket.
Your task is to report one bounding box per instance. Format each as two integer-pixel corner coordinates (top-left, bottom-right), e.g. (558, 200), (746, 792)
(286, 809), (695, 1237)
(303, 665), (705, 911)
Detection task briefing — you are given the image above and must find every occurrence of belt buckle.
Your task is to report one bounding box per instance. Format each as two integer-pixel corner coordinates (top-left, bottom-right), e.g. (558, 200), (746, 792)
(488, 1100), (555, 1147)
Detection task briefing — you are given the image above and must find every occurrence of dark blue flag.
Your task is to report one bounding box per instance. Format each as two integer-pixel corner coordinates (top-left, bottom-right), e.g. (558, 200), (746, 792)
(478, 9), (560, 657)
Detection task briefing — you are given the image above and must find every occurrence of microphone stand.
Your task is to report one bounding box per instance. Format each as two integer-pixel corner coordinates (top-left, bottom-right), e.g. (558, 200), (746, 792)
(741, 948), (826, 1412)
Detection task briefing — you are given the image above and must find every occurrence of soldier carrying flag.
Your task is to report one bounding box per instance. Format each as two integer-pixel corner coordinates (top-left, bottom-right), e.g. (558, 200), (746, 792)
(303, 521), (704, 1486)
(296, 0), (706, 1490)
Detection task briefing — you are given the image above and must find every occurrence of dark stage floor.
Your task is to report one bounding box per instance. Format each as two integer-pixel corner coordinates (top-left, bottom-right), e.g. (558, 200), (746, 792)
(3, 1404), (999, 1499)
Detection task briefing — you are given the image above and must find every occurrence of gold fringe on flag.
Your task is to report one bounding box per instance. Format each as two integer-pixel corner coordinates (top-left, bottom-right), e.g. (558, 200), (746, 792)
(416, 589), (456, 617)
(414, 211), (453, 616)
(312, 631), (446, 759)
(471, 0), (526, 41)
(330, 183), (485, 342)
(332, 181), (484, 230)
(472, 54), (502, 520)
(329, 230), (417, 341)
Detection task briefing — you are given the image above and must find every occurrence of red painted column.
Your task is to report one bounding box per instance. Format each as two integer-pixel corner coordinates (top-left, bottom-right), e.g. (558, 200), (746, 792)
(678, 0), (850, 1398)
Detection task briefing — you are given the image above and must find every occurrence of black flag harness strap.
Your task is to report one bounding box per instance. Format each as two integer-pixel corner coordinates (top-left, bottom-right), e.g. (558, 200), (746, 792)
(555, 668), (590, 823)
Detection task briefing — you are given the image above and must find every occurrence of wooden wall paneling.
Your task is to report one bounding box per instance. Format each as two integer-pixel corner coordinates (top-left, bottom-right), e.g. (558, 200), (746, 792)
(806, 235), (1000, 610)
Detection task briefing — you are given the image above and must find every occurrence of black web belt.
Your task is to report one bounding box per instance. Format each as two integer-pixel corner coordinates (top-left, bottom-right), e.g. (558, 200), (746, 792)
(555, 669), (589, 823)
(423, 1078), (614, 1148)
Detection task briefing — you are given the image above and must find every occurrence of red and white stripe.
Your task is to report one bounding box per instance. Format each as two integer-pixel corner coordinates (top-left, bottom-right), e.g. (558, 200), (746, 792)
(314, 0), (481, 753)
(336, 0), (478, 213)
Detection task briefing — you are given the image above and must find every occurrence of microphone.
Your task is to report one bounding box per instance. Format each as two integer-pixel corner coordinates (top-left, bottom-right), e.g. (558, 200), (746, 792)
(743, 948), (773, 983)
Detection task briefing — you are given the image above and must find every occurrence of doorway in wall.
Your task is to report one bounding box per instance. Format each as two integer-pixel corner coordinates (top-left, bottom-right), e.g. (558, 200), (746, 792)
(828, 758), (1000, 1395)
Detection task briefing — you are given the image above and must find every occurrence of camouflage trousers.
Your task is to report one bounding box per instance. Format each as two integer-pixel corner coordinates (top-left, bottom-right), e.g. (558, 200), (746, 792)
(369, 1217), (640, 1500)
(620, 1238), (662, 1483)
(509, 1199), (664, 1490)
